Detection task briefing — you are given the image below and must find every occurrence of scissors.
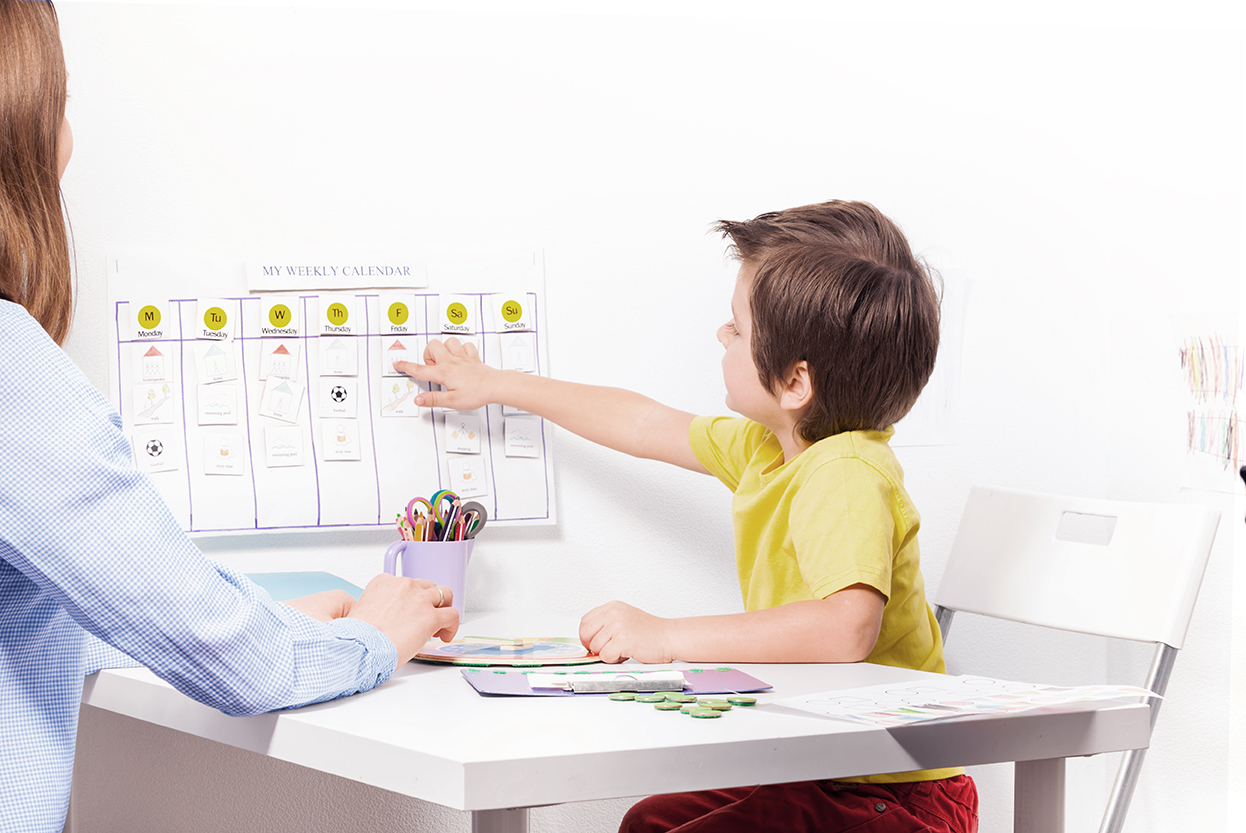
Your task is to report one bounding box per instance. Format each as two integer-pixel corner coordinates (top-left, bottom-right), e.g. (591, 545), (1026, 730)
(429, 491), (458, 523)
(459, 501), (488, 540)
(405, 492), (480, 541)
(406, 496), (433, 527)
(405, 496), (435, 540)
(429, 490), (460, 539)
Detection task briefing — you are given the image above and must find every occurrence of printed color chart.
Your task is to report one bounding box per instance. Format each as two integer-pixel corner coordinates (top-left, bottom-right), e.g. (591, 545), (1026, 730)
(107, 248), (555, 534)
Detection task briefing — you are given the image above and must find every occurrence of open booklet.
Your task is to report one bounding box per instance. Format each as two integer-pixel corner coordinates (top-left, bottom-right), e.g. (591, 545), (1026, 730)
(776, 675), (1158, 727)
(414, 636), (600, 666)
(460, 665), (773, 697)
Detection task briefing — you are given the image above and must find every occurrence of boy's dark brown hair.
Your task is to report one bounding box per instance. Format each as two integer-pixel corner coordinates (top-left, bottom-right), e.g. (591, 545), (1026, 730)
(715, 200), (940, 444)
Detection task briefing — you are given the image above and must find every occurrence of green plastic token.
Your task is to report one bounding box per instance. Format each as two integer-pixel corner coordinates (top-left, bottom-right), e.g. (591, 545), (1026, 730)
(697, 698), (731, 710)
(688, 708), (722, 719)
(635, 694), (666, 703)
(654, 701), (683, 711)
(665, 693), (696, 703)
(609, 692), (636, 702)
(679, 704), (699, 714)
(726, 696), (757, 706)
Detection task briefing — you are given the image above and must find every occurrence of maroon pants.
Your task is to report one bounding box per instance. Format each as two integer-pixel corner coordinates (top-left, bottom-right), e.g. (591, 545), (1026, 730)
(619, 775), (978, 833)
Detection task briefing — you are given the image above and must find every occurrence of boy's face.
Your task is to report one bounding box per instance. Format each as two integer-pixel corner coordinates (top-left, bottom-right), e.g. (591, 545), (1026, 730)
(717, 264), (782, 425)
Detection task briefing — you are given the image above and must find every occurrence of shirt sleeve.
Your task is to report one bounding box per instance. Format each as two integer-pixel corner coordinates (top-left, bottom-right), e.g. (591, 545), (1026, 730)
(689, 416), (769, 491)
(83, 632), (140, 674)
(788, 457), (896, 601)
(0, 307), (396, 716)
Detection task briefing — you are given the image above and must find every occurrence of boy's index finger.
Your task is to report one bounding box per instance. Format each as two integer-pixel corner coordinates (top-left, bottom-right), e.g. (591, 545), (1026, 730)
(393, 359), (434, 381)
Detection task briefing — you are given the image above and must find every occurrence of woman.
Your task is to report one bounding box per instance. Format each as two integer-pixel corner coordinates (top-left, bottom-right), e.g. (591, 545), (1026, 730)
(0, 4), (457, 831)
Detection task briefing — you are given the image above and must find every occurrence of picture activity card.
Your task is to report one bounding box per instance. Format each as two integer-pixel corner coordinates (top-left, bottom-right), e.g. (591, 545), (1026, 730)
(108, 249), (555, 533)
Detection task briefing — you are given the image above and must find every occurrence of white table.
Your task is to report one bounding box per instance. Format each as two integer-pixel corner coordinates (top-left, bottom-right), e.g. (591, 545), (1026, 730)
(80, 616), (1151, 833)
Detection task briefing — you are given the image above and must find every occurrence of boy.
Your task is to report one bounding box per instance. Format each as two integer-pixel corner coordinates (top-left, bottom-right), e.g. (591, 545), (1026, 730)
(397, 201), (977, 833)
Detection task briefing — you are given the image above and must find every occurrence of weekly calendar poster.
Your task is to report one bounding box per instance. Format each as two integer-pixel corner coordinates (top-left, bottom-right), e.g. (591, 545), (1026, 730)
(107, 247), (556, 535)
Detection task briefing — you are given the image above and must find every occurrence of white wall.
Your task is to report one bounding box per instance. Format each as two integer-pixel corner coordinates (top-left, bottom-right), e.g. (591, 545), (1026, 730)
(60, 2), (1242, 832)
(1232, 234), (1246, 828)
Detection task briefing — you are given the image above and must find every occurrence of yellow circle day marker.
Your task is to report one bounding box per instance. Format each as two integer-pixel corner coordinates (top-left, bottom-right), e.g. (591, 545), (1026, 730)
(268, 303), (292, 329)
(388, 302), (409, 326)
(326, 302), (349, 326)
(138, 305), (161, 329)
(500, 299), (523, 323)
(446, 302), (468, 324)
(203, 306), (227, 331)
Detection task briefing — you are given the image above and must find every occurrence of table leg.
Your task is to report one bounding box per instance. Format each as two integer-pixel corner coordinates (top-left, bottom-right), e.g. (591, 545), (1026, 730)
(472, 807), (530, 833)
(1014, 758), (1066, 833)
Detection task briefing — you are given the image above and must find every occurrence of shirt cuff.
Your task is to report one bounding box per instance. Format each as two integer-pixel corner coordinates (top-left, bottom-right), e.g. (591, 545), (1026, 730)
(322, 617), (399, 691)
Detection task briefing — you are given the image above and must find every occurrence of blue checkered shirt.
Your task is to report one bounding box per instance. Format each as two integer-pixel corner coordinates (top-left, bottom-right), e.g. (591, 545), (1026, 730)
(0, 302), (397, 833)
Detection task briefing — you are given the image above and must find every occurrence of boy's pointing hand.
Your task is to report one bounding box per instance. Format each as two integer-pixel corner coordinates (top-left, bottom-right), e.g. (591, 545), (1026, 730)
(395, 337), (496, 410)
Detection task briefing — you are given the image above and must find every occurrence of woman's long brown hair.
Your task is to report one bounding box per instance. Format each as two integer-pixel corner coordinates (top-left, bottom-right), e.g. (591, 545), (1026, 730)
(0, 0), (72, 344)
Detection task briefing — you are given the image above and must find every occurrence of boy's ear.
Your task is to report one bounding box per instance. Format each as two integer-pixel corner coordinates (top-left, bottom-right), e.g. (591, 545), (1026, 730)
(778, 361), (814, 412)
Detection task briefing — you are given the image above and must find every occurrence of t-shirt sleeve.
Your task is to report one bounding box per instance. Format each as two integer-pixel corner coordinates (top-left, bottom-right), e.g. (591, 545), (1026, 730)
(689, 416), (768, 492)
(789, 457), (896, 601)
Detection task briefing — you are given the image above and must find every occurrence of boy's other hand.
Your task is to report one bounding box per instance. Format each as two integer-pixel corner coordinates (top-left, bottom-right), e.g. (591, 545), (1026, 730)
(346, 573), (460, 669)
(579, 600), (674, 664)
(394, 337), (495, 410)
(282, 589), (355, 623)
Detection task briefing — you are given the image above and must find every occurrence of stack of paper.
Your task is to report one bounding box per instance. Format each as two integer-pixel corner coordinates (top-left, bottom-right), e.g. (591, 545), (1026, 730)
(776, 675), (1157, 727)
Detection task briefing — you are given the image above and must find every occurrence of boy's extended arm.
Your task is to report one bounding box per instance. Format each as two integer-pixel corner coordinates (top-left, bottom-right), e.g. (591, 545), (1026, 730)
(579, 585), (886, 664)
(395, 338), (709, 473)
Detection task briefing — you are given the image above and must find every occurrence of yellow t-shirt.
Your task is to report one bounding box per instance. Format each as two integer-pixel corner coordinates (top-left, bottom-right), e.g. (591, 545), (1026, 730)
(690, 416), (961, 783)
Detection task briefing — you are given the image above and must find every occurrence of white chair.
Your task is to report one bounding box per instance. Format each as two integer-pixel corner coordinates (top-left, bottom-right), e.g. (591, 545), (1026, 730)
(932, 486), (1220, 833)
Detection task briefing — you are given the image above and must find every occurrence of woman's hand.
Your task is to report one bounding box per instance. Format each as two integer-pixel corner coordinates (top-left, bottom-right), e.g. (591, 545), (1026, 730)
(346, 573), (460, 669)
(282, 589), (355, 623)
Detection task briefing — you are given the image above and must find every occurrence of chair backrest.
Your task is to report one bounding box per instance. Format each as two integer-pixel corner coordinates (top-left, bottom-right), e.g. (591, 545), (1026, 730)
(933, 486), (1220, 833)
(934, 486), (1220, 649)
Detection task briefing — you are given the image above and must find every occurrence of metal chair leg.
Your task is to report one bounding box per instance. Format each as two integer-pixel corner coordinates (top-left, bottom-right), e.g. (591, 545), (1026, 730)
(934, 605), (955, 642)
(1098, 644), (1177, 833)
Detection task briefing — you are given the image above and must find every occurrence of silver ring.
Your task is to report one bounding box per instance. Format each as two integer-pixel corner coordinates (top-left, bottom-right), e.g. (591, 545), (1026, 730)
(435, 586), (445, 608)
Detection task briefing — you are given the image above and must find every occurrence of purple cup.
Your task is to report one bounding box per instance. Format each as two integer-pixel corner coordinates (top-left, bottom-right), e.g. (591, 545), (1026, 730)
(382, 539), (474, 614)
